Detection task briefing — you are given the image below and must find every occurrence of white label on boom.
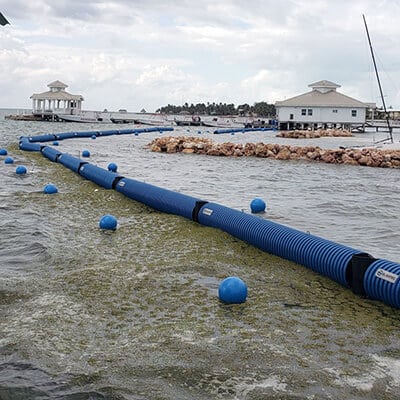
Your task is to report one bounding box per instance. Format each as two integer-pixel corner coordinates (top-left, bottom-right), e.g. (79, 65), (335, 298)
(375, 269), (399, 284)
(202, 208), (213, 216)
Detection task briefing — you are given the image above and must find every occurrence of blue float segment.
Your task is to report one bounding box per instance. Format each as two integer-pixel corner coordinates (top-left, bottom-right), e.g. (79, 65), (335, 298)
(0, 148), (7, 155)
(15, 165), (27, 174)
(58, 153), (86, 173)
(19, 140), (42, 152)
(28, 134), (57, 143)
(4, 156), (14, 164)
(115, 177), (203, 220)
(198, 202), (359, 286)
(79, 163), (120, 189)
(43, 184), (58, 194)
(219, 277), (248, 304)
(55, 132), (78, 140)
(41, 146), (62, 162)
(99, 214), (118, 230)
(97, 130), (117, 137)
(250, 198), (266, 213)
(364, 259), (400, 308)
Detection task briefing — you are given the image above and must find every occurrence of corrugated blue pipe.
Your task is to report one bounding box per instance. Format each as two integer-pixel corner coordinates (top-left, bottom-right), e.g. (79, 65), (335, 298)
(115, 177), (203, 220)
(19, 140), (42, 152)
(58, 153), (86, 173)
(213, 127), (276, 134)
(198, 202), (360, 286)
(79, 163), (120, 189)
(55, 132), (79, 140)
(364, 259), (400, 308)
(28, 134), (57, 143)
(41, 146), (62, 162)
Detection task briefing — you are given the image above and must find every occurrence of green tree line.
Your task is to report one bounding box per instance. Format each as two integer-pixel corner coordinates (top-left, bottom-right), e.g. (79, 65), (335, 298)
(156, 101), (276, 117)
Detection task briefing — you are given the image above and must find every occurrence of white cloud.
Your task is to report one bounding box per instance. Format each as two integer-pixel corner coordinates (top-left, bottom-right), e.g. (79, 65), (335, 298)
(1, 0), (400, 111)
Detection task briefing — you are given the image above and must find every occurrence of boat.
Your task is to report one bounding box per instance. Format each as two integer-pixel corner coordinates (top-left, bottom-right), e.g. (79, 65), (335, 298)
(172, 115), (202, 126)
(134, 114), (171, 126)
(201, 116), (245, 128)
(58, 113), (112, 123)
(58, 115), (110, 123)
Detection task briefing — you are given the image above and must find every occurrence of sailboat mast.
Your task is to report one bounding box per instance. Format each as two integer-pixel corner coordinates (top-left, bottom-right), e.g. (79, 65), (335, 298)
(363, 14), (393, 143)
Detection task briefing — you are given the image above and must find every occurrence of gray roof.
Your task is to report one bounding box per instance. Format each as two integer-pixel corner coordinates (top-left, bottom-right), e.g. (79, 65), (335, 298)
(308, 80), (340, 89)
(48, 80), (68, 89)
(30, 91), (84, 101)
(275, 89), (368, 108)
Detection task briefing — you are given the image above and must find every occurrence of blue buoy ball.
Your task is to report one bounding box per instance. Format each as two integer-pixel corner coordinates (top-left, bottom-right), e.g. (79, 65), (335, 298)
(16, 165), (27, 175)
(250, 198), (266, 213)
(99, 214), (118, 230)
(0, 148), (8, 155)
(52, 141), (59, 146)
(91, 134), (97, 139)
(44, 184), (58, 194)
(4, 156), (14, 164)
(107, 162), (118, 172)
(82, 150), (90, 157)
(218, 276), (248, 304)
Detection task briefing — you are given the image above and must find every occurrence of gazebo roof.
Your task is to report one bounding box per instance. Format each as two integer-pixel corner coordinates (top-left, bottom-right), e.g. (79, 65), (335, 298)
(30, 81), (84, 101)
(48, 80), (68, 89)
(30, 91), (84, 101)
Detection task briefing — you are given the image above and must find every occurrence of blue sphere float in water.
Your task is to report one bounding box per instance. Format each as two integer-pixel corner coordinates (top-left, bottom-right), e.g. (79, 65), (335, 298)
(91, 134), (97, 140)
(107, 162), (118, 172)
(44, 183), (58, 194)
(16, 165), (27, 175)
(0, 148), (8, 155)
(218, 276), (248, 304)
(250, 198), (266, 213)
(4, 156), (14, 164)
(82, 150), (90, 157)
(99, 214), (118, 230)
(52, 141), (59, 146)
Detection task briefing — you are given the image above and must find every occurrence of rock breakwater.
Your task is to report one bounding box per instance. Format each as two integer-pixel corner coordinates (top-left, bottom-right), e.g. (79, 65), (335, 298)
(147, 136), (400, 168)
(276, 129), (353, 139)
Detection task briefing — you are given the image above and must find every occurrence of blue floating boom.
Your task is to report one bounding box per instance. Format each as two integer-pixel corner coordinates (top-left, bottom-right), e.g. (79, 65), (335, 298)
(17, 129), (400, 309)
(79, 163), (120, 189)
(58, 153), (87, 173)
(364, 259), (400, 308)
(115, 177), (204, 220)
(41, 146), (62, 162)
(197, 202), (359, 286)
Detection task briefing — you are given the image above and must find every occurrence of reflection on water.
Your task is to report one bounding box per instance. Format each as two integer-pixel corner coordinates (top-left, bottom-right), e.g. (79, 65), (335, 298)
(0, 116), (399, 399)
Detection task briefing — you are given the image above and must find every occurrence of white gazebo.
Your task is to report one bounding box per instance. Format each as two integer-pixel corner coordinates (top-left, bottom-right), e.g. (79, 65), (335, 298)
(30, 80), (84, 116)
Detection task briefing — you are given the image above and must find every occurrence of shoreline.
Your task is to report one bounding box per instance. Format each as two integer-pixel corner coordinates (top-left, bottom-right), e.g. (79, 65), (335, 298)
(147, 136), (400, 168)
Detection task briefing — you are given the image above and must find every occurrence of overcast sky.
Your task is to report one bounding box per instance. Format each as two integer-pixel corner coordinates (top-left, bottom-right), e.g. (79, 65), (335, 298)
(1, 0), (400, 112)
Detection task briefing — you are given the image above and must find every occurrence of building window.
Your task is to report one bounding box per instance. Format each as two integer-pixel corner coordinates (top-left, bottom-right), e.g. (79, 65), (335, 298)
(333, 109), (338, 113)
(301, 109), (306, 116)
(308, 109), (313, 116)
(352, 110), (357, 117)
(290, 113), (294, 120)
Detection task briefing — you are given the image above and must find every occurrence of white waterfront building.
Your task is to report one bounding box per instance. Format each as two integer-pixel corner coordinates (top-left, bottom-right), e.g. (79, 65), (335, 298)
(275, 80), (370, 131)
(30, 80), (84, 119)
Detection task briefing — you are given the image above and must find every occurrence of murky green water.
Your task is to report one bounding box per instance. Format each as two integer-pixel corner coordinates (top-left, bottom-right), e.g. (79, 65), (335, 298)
(1, 114), (399, 399)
